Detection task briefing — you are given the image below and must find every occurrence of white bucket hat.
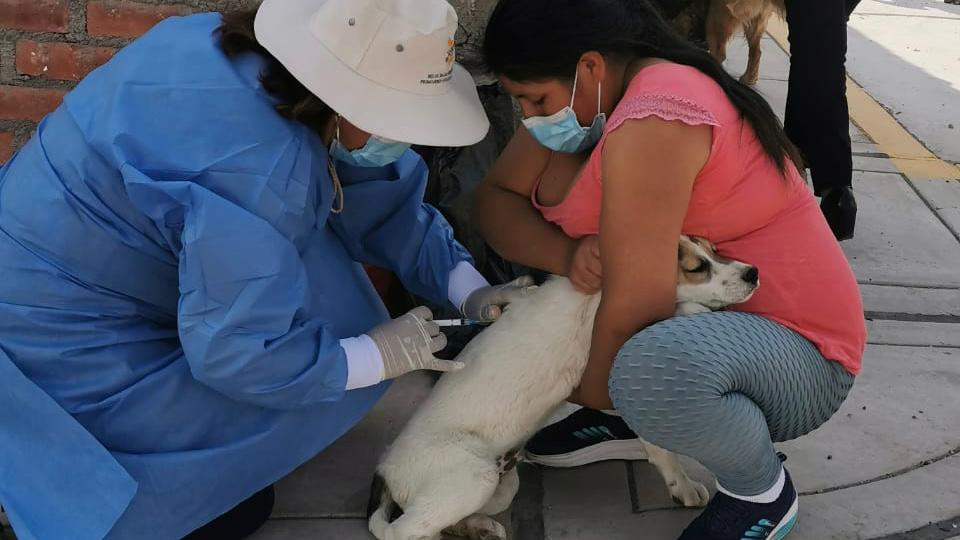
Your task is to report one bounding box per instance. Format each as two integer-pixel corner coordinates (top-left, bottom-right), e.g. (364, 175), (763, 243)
(255, 0), (490, 147)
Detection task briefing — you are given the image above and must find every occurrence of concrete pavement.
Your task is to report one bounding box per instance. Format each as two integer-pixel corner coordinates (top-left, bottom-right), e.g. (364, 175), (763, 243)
(847, 0), (960, 166)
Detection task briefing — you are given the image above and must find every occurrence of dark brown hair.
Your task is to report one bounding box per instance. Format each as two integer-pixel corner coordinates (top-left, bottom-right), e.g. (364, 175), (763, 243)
(217, 10), (334, 133)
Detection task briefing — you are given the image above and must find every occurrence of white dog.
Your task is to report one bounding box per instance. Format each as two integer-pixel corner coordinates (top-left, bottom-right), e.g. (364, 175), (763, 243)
(369, 236), (759, 540)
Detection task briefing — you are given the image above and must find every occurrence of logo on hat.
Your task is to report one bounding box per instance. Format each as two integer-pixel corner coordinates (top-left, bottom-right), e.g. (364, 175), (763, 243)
(421, 35), (455, 85)
(445, 37), (455, 66)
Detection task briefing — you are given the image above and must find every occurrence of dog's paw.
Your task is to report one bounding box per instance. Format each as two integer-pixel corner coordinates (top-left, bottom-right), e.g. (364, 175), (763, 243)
(669, 479), (711, 508)
(445, 514), (507, 540)
(475, 521), (508, 540)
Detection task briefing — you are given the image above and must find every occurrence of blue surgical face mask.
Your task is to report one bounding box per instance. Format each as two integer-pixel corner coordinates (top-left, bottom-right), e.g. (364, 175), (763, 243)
(329, 116), (411, 167)
(522, 68), (606, 153)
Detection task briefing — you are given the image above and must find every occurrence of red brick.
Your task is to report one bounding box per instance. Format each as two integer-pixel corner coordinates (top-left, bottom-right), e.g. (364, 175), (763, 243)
(0, 0), (69, 33)
(87, 1), (192, 38)
(0, 132), (14, 164)
(17, 40), (117, 81)
(0, 86), (66, 122)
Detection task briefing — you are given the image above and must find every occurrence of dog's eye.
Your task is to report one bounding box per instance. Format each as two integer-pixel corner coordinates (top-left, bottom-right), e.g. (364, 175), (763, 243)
(691, 259), (711, 273)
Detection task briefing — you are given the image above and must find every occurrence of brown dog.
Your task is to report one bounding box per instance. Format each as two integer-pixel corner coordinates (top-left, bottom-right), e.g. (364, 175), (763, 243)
(705, 0), (785, 85)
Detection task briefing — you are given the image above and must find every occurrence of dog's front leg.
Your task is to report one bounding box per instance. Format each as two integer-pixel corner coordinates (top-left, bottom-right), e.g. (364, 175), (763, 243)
(675, 302), (712, 316)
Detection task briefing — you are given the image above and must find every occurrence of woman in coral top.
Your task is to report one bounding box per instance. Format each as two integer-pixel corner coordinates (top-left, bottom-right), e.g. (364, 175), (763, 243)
(474, 0), (866, 538)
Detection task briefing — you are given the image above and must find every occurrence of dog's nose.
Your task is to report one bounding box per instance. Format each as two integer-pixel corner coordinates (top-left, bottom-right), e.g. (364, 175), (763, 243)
(742, 266), (759, 285)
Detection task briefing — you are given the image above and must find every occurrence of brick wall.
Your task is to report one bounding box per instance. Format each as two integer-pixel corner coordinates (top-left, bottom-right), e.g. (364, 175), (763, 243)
(0, 0), (492, 164)
(0, 0), (260, 163)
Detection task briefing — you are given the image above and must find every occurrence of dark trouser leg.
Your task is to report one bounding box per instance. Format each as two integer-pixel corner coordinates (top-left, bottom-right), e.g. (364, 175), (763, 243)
(184, 485), (275, 540)
(783, 0), (855, 196)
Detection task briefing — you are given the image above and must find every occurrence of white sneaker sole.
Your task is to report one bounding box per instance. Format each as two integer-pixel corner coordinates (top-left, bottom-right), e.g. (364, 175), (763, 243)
(769, 495), (799, 540)
(524, 438), (649, 468)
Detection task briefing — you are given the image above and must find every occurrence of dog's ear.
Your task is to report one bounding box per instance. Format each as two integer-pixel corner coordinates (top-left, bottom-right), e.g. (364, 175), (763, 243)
(678, 238), (705, 272)
(690, 236), (717, 254)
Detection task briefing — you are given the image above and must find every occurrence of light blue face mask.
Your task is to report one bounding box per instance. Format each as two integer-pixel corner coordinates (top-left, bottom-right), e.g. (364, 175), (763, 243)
(522, 68), (606, 153)
(329, 116), (411, 168)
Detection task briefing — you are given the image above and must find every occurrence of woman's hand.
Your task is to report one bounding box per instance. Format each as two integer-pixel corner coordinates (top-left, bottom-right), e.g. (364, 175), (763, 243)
(461, 276), (537, 322)
(567, 235), (602, 294)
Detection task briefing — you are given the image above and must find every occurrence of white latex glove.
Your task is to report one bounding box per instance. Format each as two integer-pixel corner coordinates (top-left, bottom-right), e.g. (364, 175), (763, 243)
(461, 276), (536, 322)
(368, 306), (464, 379)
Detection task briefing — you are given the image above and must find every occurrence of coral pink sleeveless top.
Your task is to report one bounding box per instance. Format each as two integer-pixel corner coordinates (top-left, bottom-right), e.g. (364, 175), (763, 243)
(531, 63), (865, 374)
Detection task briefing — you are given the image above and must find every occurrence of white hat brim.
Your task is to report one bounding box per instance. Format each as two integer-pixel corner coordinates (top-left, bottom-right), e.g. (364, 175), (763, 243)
(255, 0), (490, 147)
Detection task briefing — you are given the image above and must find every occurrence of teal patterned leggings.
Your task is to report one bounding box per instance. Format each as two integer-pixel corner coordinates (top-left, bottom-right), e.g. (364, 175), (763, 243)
(609, 311), (855, 495)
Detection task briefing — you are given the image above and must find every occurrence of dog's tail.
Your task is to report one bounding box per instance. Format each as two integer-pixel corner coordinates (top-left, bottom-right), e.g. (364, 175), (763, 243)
(367, 472), (398, 538)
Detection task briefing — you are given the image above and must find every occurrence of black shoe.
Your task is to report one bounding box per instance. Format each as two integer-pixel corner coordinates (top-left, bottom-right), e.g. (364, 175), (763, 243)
(679, 469), (798, 540)
(820, 186), (857, 241)
(524, 407), (647, 468)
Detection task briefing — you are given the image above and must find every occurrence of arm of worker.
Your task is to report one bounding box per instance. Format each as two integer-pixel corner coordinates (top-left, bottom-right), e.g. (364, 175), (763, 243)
(327, 151), (491, 310)
(122, 163), (467, 408)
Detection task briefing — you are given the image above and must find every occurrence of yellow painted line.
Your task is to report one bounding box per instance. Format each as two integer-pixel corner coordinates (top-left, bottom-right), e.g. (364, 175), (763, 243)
(765, 16), (960, 180)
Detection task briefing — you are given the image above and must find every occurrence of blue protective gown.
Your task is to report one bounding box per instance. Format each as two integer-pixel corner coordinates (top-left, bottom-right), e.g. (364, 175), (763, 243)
(0, 13), (472, 540)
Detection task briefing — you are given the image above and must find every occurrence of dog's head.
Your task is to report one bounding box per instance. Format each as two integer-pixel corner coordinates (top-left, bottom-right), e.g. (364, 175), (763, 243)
(677, 235), (758, 309)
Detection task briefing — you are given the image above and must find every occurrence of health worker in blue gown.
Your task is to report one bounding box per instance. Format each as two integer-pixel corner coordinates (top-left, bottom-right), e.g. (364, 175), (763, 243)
(0, 0), (530, 538)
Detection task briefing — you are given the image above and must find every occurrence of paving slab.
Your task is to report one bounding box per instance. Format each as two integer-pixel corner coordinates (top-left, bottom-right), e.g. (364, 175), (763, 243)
(271, 373), (433, 518)
(754, 77), (790, 119)
(860, 283), (960, 317)
(848, 0), (960, 163)
(842, 171), (960, 287)
(722, 35), (790, 81)
(250, 518), (371, 539)
(253, 516), (513, 540)
(912, 178), (960, 238)
(853, 155), (900, 174)
(866, 320), (960, 347)
(853, 142), (883, 155)
(542, 462), (654, 540)
(794, 452), (960, 540)
(776, 344), (960, 492)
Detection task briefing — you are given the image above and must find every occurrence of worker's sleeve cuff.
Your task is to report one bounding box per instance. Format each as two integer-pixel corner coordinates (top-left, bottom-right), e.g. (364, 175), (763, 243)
(447, 261), (490, 312)
(341, 335), (385, 390)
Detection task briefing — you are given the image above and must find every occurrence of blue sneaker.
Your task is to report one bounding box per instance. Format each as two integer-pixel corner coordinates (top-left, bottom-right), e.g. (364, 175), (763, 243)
(524, 407), (648, 468)
(678, 469), (798, 540)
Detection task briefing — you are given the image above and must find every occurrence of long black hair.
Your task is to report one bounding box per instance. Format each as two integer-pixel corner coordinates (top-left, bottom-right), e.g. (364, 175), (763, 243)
(483, 0), (803, 175)
(217, 10), (334, 134)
